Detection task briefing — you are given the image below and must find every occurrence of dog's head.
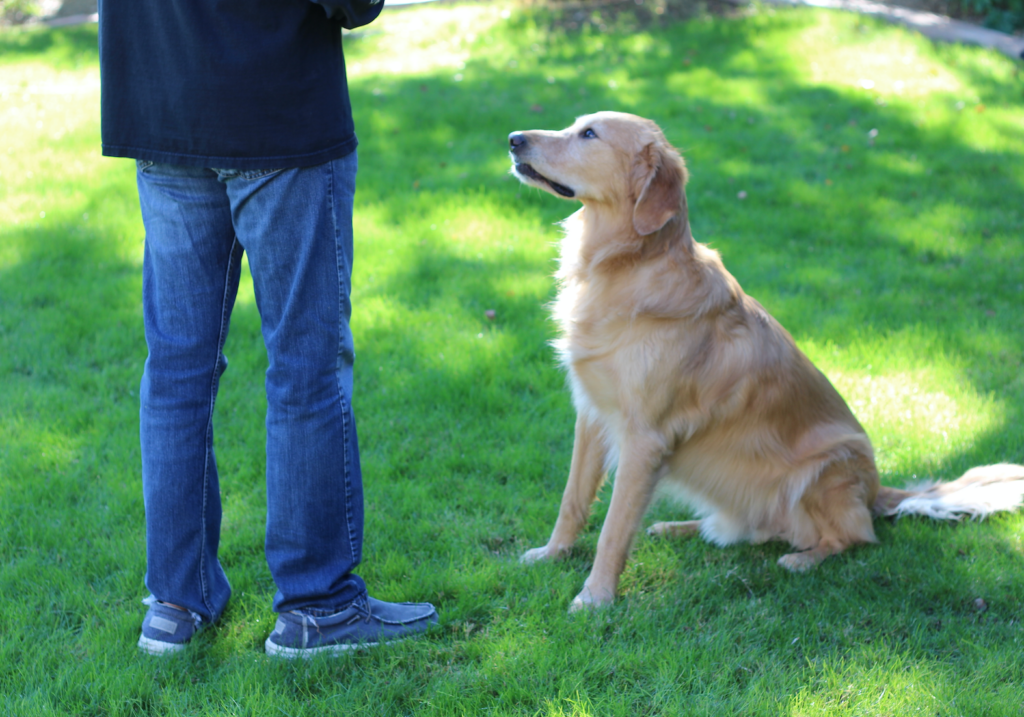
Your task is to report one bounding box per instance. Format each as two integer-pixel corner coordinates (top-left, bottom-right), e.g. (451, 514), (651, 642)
(509, 111), (688, 237)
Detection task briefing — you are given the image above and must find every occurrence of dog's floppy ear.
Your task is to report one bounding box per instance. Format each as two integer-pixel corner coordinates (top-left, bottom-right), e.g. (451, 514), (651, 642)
(632, 141), (686, 237)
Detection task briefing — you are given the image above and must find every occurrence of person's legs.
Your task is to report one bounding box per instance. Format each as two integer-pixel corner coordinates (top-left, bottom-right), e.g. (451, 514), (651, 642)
(136, 161), (239, 630)
(220, 154), (366, 613)
(135, 153), (436, 657)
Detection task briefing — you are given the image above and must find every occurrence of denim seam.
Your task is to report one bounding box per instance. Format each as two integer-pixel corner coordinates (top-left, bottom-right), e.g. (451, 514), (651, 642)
(329, 160), (359, 561)
(198, 233), (241, 619)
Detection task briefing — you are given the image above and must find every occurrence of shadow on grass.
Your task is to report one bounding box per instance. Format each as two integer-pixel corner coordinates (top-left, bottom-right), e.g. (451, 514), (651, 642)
(0, 23), (97, 68)
(0, 158), (146, 534)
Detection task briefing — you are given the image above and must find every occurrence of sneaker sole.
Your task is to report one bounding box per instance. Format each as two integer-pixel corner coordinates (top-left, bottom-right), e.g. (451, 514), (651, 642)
(138, 634), (188, 656)
(264, 636), (380, 658)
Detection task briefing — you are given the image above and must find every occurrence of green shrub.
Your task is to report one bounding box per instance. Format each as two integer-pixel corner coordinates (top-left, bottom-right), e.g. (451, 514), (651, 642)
(957, 0), (1024, 32)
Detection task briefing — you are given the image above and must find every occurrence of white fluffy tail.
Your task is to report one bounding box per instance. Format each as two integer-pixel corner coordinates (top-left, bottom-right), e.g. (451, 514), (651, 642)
(885, 463), (1024, 520)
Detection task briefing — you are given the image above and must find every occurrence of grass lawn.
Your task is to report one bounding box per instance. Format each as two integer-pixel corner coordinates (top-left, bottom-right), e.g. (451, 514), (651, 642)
(1, 2), (1023, 714)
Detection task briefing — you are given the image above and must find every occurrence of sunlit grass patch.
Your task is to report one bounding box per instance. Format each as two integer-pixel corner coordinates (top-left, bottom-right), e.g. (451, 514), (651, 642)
(345, 3), (511, 77)
(833, 368), (1001, 476)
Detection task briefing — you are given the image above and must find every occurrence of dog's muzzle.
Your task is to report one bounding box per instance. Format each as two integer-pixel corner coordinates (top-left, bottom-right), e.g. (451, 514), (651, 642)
(508, 133), (575, 198)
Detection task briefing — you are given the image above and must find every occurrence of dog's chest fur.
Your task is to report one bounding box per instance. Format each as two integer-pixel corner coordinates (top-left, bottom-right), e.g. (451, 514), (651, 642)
(551, 213), (694, 429)
(557, 292), (630, 419)
(548, 209), (787, 476)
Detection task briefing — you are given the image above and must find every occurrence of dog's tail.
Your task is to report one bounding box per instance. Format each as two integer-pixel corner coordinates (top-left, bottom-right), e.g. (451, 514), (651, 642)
(873, 463), (1024, 520)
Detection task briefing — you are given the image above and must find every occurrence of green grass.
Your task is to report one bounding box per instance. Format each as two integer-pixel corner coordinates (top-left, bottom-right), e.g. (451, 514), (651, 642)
(1, 4), (1023, 715)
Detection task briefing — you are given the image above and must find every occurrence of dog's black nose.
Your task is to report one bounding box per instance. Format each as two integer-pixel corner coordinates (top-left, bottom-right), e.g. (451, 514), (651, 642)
(508, 132), (527, 150)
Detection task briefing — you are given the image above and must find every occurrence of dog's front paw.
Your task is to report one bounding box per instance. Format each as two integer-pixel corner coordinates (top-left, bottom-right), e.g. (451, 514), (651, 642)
(777, 551), (822, 573)
(646, 522), (668, 538)
(520, 545), (561, 564)
(568, 585), (615, 613)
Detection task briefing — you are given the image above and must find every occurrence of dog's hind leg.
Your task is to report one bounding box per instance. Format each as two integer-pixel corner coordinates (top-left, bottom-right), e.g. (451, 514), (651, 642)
(521, 414), (607, 564)
(778, 454), (878, 572)
(646, 520), (701, 538)
(778, 537), (847, 572)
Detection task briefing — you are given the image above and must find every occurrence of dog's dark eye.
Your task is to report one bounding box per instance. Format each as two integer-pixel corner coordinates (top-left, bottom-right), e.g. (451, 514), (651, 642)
(581, 128), (598, 139)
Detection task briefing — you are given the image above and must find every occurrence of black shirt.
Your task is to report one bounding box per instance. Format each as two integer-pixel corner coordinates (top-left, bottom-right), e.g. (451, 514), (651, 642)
(98, 0), (383, 169)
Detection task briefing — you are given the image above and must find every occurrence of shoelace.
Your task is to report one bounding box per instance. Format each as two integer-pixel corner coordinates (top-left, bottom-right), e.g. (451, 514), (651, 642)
(345, 596), (373, 625)
(289, 597), (374, 646)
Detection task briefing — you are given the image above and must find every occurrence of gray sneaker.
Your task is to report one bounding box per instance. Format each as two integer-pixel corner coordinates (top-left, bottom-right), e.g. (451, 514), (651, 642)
(264, 595), (438, 658)
(137, 596), (203, 655)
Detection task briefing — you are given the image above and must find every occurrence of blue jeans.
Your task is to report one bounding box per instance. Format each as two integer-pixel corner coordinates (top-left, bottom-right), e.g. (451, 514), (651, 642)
(136, 152), (366, 622)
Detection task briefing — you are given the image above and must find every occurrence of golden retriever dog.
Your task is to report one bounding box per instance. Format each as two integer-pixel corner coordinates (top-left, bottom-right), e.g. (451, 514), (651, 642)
(508, 111), (1024, 612)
